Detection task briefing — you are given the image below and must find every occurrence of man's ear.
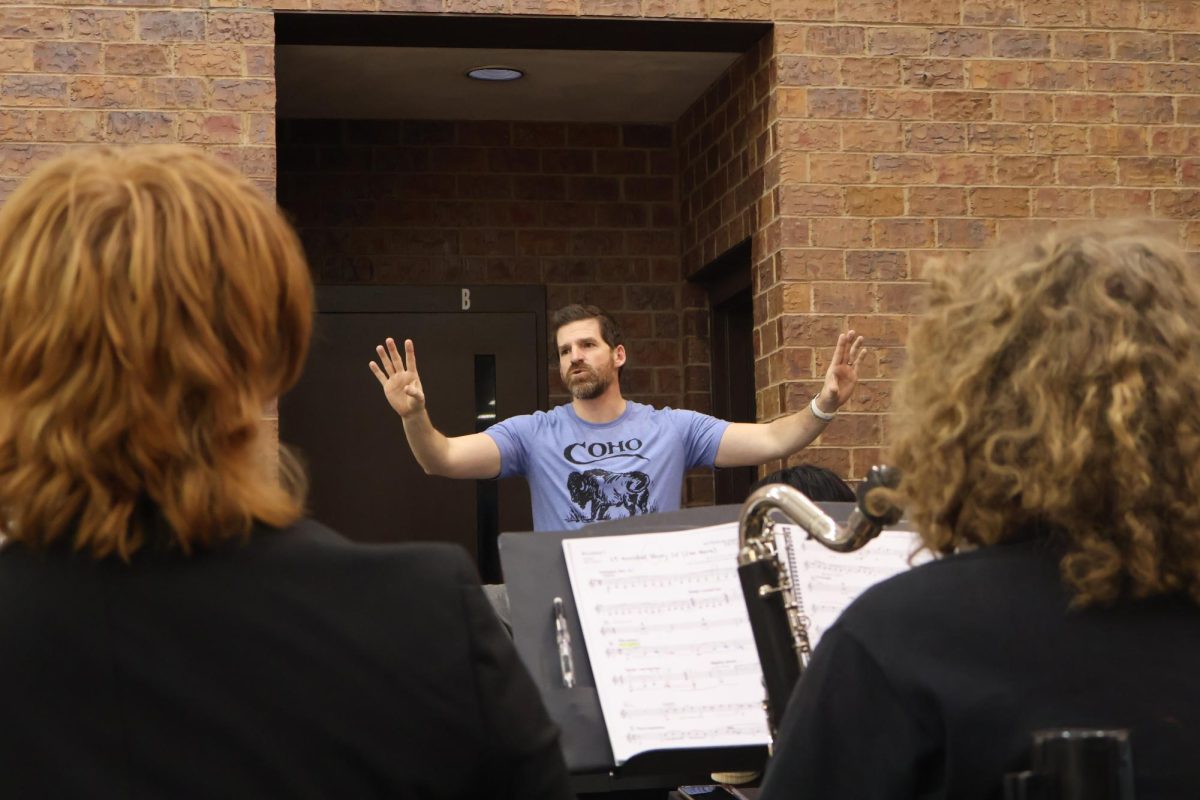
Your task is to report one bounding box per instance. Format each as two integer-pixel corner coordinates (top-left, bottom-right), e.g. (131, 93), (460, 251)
(613, 344), (626, 368)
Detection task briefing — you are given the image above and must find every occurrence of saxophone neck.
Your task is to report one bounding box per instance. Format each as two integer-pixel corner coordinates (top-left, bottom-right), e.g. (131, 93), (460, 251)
(738, 466), (903, 555)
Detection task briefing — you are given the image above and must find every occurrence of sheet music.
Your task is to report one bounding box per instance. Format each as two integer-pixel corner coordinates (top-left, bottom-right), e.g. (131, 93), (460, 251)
(777, 524), (929, 649)
(562, 523), (770, 765)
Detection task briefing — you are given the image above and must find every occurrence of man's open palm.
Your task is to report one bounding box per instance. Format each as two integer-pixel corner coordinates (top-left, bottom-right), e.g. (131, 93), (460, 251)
(369, 338), (425, 419)
(821, 330), (866, 410)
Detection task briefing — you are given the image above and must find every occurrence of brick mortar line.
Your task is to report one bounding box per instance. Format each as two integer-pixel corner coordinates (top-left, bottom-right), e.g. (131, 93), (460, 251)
(780, 23), (1196, 35)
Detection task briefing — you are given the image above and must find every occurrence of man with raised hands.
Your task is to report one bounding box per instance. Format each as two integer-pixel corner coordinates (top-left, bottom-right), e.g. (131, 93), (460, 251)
(370, 304), (864, 532)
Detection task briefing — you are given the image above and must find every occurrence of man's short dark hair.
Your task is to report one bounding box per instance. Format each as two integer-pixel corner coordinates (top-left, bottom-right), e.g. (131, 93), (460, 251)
(750, 464), (856, 503)
(552, 304), (623, 350)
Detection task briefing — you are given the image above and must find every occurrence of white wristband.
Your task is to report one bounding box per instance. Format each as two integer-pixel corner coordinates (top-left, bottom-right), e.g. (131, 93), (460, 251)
(810, 396), (836, 422)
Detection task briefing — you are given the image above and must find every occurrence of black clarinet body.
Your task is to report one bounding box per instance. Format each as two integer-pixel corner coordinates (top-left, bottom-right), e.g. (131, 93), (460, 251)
(736, 466), (902, 743)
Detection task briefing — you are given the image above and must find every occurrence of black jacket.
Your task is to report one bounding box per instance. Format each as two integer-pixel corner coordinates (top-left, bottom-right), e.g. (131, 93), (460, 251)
(760, 535), (1200, 799)
(0, 518), (572, 799)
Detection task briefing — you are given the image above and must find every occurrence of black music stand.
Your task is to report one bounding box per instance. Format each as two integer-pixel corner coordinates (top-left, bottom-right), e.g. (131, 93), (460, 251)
(499, 502), (857, 794)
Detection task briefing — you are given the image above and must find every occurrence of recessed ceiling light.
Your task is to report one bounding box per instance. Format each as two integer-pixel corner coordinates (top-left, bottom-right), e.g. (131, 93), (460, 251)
(467, 66), (524, 82)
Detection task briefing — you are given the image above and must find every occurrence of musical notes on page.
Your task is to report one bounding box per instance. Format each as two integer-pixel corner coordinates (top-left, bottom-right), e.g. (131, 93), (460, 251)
(776, 524), (930, 650)
(562, 523), (770, 765)
(599, 614), (745, 637)
(618, 700), (758, 720)
(624, 721), (765, 746)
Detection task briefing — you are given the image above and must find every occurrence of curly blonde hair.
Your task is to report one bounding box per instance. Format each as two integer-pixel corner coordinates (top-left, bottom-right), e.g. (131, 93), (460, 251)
(889, 224), (1200, 606)
(0, 146), (313, 559)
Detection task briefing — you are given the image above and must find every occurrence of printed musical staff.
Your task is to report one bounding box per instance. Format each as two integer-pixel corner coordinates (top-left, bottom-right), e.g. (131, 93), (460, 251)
(594, 594), (735, 615)
(562, 523), (771, 765)
(599, 615), (745, 636)
(561, 521), (926, 766)
(610, 661), (760, 691)
(588, 566), (727, 589)
(776, 524), (928, 648)
(604, 638), (744, 660)
(618, 701), (758, 720)
(625, 722), (765, 745)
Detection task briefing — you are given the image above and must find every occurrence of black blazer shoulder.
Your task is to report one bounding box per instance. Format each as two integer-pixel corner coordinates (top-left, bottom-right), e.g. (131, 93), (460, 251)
(0, 518), (573, 800)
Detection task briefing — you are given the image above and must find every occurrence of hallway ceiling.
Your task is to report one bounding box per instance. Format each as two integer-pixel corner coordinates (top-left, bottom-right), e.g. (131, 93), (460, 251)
(276, 46), (741, 123)
(273, 14), (769, 124)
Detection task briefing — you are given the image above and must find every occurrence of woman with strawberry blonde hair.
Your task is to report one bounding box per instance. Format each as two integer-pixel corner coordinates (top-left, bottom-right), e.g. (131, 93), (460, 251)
(0, 146), (569, 799)
(762, 224), (1200, 799)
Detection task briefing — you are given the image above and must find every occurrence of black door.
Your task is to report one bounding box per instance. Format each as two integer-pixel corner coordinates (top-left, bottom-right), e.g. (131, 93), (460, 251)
(690, 240), (756, 504)
(280, 285), (546, 578)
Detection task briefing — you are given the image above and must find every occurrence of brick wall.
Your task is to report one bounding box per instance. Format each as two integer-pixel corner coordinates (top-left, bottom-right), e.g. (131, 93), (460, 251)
(763, 2), (1200, 478)
(277, 118), (682, 412)
(0, 8), (277, 202)
(673, 2), (1200, 481)
(675, 35), (775, 500)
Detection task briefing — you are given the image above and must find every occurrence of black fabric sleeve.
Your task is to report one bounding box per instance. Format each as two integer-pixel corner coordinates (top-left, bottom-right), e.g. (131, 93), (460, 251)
(758, 625), (940, 800)
(460, 577), (574, 800)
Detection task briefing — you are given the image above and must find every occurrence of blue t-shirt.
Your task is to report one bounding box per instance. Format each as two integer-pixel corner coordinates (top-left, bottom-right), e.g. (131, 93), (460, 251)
(485, 402), (730, 531)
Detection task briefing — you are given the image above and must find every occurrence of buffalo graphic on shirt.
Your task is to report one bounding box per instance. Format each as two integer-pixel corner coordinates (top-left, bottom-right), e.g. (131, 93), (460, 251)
(565, 468), (651, 523)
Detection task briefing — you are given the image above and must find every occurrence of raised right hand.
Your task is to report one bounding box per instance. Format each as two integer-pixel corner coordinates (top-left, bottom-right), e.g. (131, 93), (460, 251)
(369, 337), (425, 419)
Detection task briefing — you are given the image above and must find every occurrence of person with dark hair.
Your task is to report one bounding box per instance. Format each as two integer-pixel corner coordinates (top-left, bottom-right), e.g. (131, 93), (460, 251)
(0, 146), (571, 800)
(371, 304), (864, 531)
(759, 224), (1200, 799)
(750, 464), (856, 503)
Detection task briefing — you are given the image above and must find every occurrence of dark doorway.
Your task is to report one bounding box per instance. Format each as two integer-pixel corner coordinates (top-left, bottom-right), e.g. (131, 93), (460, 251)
(279, 285), (546, 581)
(690, 240), (756, 504)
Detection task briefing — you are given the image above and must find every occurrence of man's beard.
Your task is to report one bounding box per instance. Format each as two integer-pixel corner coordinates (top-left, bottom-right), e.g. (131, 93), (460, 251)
(565, 365), (612, 400)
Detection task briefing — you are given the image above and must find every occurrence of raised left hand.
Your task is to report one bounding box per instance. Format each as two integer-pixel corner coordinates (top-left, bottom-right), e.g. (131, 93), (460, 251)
(817, 330), (866, 413)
